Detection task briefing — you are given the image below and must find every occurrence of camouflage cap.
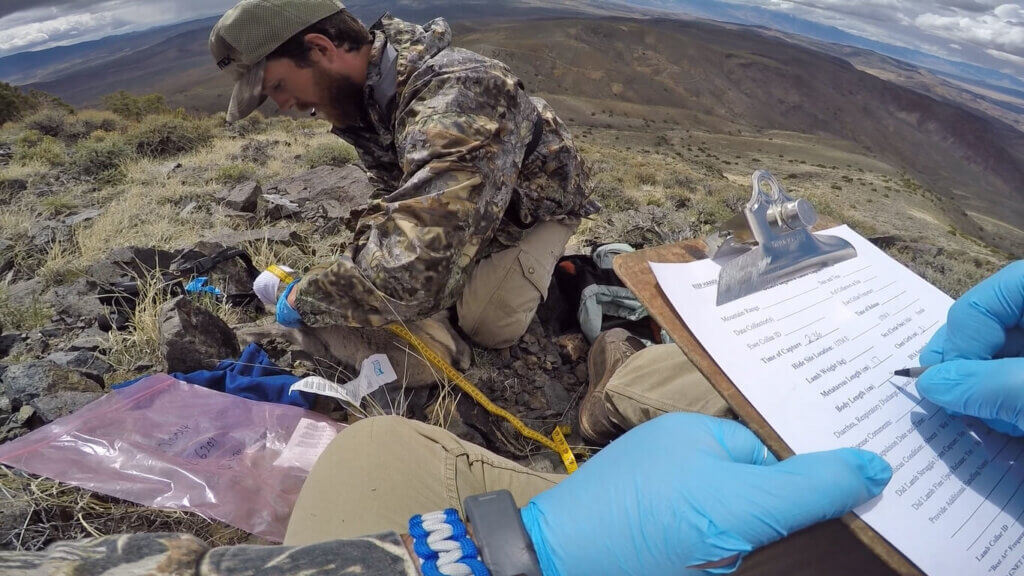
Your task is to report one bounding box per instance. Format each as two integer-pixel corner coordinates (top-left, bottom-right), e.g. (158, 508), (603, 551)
(210, 0), (345, 122)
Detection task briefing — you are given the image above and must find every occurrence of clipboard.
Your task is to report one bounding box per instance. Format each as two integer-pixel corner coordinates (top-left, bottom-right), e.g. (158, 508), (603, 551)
(613, 238), (924, 576)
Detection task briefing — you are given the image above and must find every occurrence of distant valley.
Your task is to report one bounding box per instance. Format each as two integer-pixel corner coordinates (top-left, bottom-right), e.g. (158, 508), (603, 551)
(2, 2), (1021, 254)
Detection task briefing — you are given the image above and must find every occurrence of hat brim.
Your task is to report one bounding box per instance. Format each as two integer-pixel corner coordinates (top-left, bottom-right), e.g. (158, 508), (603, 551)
(226, 60), (267, 123)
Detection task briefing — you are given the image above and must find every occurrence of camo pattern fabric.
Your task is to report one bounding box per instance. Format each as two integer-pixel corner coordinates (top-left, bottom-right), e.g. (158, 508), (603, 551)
(0, 531), (419, 575)
(293, 14), (596, 328)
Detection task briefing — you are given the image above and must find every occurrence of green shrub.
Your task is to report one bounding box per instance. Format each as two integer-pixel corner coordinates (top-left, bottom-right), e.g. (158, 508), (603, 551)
(214, 162), (258, 185)
(23, 108), (71, 138)
(70, 132), (133, 182)
(15, 129), (44, 149)
(14, 135), (65, 166)
(128, 116), (213, 158)
(631, 167), (660, 187)
(590, 178), (639, 212)
(102, 91), (169, 120)
(226, 111), (266, 137)
(302, 140), (358, 168)
(0, 82), (40, 125)
(69, 109), (126, 137)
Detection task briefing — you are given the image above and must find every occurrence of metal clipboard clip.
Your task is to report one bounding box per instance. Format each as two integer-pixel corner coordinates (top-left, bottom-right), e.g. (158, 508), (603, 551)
(704, 170), (857, 306)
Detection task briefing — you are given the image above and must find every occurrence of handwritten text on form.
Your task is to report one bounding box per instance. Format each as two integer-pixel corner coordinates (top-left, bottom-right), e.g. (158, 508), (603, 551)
(651, 226), (1024, 575)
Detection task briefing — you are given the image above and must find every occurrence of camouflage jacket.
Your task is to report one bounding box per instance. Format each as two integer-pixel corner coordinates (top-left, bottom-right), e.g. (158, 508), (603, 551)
(0, 532), (420, 575)
(293, 14), (596, 328)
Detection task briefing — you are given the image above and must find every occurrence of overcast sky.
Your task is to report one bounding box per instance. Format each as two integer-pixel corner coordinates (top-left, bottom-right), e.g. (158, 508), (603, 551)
(738, 0), (1023, 75)
(0, 0), (1021, 76)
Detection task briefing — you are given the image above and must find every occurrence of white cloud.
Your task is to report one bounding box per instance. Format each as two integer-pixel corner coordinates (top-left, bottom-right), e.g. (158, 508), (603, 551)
(729, 0), (1023, 77)
(0, 0), (237, 57)
(986, 47), (1024, 63)
(993, 3), (1023, 20)
(0, 11), (113, 52)
(915, 9), (1024, 57)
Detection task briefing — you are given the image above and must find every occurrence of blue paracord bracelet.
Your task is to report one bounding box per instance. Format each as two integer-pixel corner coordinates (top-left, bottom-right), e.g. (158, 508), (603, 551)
(409, 508), (491, 576)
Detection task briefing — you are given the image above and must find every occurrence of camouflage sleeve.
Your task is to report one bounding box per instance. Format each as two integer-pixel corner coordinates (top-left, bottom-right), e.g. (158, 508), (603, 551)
(0, 532), (420, 576)
(293, 50), (538, 327)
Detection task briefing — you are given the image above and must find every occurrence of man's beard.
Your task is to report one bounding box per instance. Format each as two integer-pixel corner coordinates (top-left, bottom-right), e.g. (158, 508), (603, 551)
(313, 66), (365, 128)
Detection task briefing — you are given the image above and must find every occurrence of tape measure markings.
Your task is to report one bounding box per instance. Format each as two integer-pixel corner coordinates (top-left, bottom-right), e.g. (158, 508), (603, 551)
(387, 324), (579, 473)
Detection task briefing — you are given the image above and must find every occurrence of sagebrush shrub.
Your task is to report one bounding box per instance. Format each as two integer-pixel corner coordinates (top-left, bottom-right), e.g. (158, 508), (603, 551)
(15, 129), (44, 149)
(102, 91), (169, 121)
(13, 134), (65, 166)
(302, 140), (358, 168)
(70, 132), (133, 182)
(128, 115), (213, 158)
(69, 110), (126, 138)
(226, 111), (266, 137)
(22, 108), (71, 138)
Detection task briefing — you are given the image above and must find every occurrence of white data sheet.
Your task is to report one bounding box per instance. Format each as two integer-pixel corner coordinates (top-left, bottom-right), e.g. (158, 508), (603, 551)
(651, 225), (1024, 576)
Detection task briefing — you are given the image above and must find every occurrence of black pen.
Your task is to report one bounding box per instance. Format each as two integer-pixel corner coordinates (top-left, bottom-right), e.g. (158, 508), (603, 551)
(893, 366), (929, 378)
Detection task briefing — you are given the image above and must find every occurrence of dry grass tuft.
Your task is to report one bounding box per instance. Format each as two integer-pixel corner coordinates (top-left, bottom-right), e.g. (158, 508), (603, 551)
(0, 466), (251, 552)
(103, 272), (171, 382)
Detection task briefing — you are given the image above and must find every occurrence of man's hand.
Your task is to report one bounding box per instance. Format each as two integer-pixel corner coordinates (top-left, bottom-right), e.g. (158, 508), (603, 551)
(520, 412), (891, 576)
(916, 261), (1024, 435)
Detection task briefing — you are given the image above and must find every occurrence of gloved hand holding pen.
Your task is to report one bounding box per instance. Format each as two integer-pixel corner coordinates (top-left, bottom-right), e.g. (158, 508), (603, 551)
(915, 261), (1024, 435)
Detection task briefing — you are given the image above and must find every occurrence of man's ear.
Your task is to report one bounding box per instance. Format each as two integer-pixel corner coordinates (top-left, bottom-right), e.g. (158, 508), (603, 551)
(303, 33), (338, 62)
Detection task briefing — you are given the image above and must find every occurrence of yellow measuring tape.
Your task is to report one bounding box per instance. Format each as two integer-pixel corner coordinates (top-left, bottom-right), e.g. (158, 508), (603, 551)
(267, 265), (295, 285)
(386, 323), (579, 473)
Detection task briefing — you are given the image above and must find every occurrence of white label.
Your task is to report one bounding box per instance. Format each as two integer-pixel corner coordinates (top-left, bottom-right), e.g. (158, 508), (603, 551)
(273, 418), (339, 471)
(289, 354), (398, 406)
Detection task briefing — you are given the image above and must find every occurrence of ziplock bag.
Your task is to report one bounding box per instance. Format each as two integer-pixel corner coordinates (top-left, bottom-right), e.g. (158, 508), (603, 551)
(0, 374), (345, 541)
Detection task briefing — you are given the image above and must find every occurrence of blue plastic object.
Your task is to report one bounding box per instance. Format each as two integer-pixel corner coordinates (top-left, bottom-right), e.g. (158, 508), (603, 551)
(520, 413), (891, 575)
(276, 280), (303, 328)
(917, 261), (1024, 435)
(184, 277), (223, 296)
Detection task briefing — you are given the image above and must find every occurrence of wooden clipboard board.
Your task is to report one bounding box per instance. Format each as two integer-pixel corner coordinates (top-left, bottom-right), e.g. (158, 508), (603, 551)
(613, 238), (924, 576)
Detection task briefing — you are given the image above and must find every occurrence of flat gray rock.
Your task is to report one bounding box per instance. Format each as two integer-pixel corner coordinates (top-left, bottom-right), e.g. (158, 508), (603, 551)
(218, 181), (262, 213)
(0, 360), (104, 423)
(46, 350), (111, 385)
(261, 165), (373, 224)
(158, 296), (240, 374)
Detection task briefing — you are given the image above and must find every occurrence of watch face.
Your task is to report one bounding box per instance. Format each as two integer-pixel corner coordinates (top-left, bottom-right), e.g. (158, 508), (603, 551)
(464, 491), (542, 576)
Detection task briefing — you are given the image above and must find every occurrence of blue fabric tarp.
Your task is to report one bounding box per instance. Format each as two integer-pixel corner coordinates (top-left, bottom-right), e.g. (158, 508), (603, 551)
(114, 342), (311, 408)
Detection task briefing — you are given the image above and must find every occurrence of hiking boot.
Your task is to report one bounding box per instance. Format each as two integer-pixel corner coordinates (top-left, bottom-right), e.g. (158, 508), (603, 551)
(578, 328), (646, 446)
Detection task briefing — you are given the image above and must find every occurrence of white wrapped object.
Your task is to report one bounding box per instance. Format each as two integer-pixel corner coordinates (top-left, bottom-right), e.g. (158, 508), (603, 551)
(253, 265), (295, 306)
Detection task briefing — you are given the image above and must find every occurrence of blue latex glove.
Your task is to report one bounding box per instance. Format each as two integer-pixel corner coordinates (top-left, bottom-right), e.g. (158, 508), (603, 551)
(521, 413), (891, 575)
(916, 260), (1024, 435)
(276, 280), (303, 328)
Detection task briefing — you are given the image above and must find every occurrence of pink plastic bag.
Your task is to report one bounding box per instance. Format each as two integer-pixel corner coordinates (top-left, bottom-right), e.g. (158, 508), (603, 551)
(0, 374), (345, 541)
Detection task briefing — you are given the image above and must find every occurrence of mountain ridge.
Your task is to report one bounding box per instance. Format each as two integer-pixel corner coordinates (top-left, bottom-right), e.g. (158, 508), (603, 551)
(0, 16), (221, 85)
(5, 7), (1022, 254)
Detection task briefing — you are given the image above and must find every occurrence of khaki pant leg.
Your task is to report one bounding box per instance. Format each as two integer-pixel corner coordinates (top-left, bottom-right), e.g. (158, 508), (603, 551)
(603, 343), (732, 429)
(284, 416), (563, 545)
(457, 219), (578, 349)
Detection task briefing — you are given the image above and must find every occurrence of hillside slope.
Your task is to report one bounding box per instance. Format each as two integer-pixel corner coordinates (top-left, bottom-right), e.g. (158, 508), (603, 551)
(454, 18), (1024, 254)
(23, 15), (1024, 254)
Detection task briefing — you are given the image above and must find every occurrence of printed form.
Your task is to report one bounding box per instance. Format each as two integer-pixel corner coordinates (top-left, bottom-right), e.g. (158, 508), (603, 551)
(650, 225), (1024, 575)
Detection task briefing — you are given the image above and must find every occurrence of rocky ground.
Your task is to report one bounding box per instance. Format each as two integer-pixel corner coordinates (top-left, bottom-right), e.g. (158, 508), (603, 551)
(0, 102), (1012, 550)
(0, 139), (596, 548)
